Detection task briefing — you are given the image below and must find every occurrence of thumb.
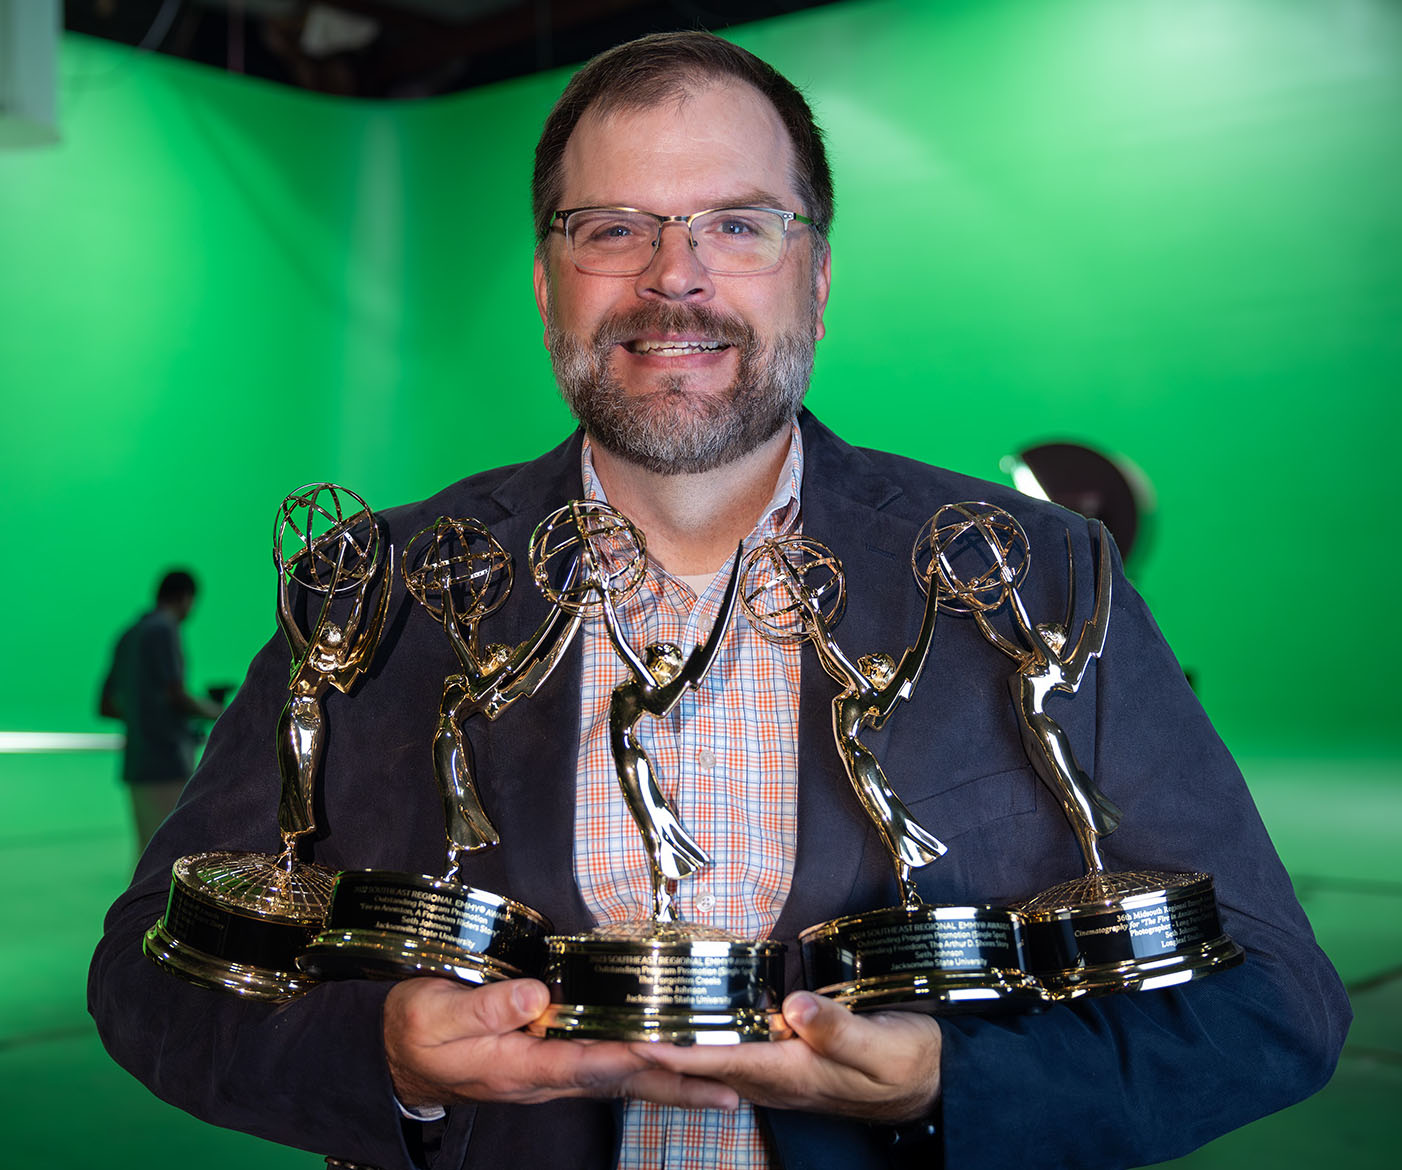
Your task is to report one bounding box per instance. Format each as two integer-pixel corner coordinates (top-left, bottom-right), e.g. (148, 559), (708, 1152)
(455, 977), (551, 1037)
(781, 991), (859, 1060)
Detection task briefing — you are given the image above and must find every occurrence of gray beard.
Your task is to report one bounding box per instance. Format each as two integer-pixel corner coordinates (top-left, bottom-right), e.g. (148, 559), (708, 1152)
(546, 299), (815, 476)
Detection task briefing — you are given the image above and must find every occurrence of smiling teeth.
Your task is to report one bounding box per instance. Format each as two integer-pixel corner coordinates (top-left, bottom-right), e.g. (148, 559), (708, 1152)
(631, 340), (725, 355)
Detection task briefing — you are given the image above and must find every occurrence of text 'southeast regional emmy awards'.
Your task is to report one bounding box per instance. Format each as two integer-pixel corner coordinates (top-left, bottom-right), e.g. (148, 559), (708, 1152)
(529, 502), (788, 1044)
(932, 501), (1244, 997)
(144, 484), (391, 999)
(741, 536), (1045, 1015)
(300, 516), (580, 985)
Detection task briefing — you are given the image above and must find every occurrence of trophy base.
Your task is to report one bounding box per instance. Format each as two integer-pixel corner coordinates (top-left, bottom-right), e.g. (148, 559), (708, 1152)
(297, 869), (552, 985)
(800, 903), (1048, 1015)
(143, 851), (336, 1000)
(532, 921), (790, 1044)
(1018, 870), (1246, 998)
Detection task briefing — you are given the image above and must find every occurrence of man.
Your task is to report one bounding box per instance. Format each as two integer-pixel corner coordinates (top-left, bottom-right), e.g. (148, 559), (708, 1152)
(100, 569), (223, 850)
(90, 32), (1348, 1170)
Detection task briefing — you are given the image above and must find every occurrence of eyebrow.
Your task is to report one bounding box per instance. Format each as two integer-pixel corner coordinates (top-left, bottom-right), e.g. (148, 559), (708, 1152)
(573, 191), (795, 213)
(708, 191), (792, 210)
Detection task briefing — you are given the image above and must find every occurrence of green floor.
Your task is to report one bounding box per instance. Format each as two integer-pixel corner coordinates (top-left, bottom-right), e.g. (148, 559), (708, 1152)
(0, 751), (1396, 1168)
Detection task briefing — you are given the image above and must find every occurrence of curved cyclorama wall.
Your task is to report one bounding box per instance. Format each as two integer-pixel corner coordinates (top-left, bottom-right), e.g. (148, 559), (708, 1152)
(0, 0), (1397, 757)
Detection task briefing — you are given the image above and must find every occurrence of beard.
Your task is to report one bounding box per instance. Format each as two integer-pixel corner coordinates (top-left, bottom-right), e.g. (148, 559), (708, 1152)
(546, 297), (816, 476)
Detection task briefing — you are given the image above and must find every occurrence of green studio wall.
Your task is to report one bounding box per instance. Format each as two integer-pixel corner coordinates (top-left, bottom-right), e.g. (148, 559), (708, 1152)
(1, 0), (1397, 760)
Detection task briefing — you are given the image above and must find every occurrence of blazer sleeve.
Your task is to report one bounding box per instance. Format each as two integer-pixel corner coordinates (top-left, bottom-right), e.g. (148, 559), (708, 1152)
(932, 524), (1351, 1168)
(86, 629), (478, 1170)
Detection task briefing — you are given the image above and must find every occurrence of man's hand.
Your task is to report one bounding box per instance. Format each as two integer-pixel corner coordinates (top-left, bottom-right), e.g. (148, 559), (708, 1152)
(383, 977), (740, 1111)
(631, 991), (942, 1123)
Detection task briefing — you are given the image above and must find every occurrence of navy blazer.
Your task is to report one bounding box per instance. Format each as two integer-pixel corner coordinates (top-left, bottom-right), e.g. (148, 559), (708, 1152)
(90, 413), (1349, 1169)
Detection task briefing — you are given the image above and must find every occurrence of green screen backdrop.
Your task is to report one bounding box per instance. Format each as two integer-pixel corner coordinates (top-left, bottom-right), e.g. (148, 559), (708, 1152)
(1, 0), (1398, 759)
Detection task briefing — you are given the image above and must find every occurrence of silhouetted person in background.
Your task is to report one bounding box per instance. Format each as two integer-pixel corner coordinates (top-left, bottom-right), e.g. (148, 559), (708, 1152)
(100, 570), (223, 851)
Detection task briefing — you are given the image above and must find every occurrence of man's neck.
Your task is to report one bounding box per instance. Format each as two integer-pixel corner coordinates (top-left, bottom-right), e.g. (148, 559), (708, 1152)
(588, 426), (793, 576)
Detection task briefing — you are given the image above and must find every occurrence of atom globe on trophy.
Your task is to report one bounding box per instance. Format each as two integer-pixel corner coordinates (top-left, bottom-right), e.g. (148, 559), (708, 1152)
(144, 483), (391, 999)
(528, 501), (789, 1044)
(740, 535), (1046, 1015)
(299, 515), (581, 986)
(930, 501), (1244, 998)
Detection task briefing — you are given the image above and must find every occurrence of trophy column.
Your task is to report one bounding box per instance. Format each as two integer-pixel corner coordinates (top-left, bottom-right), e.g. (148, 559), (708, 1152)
(144, 484), (390, 999)
(932, 502), (1244, 998)
(740, 535), (1045, 1015)
(527, 502), (789, 1044)
(299, 516), (577, 985)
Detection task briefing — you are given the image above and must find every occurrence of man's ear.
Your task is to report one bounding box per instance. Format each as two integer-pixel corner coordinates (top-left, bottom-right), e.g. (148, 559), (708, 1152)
(533, 253), (551, 349)
(814, 248), (832, 341)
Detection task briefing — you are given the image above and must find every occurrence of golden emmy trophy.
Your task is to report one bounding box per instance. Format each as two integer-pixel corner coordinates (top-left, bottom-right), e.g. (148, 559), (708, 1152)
(931, 501), (1244, 998)
(144, 484), (391, 999)
(529, 502), (788, 1044)
(741, 535), (1046, 1014)
(300, 516), (580, 985)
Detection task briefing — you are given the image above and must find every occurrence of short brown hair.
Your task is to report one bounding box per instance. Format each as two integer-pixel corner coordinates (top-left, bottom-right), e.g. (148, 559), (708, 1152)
(532, 31), (833, 251)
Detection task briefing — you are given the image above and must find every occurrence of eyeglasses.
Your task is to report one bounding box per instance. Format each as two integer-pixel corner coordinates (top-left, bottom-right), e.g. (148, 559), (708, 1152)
(552, 206), (813, 276)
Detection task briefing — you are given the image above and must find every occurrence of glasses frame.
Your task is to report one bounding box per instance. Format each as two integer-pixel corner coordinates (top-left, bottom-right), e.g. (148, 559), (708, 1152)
(551, 205), (814, 276)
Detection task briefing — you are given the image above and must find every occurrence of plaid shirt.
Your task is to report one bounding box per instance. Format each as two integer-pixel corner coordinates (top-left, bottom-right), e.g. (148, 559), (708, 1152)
(574, 424), (805, 1170)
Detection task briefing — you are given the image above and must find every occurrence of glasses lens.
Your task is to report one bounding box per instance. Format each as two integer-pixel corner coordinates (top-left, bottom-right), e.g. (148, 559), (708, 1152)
(563, 208), (794, 275)
(692, 208), (788, 274)
(565, 210), (657, 275)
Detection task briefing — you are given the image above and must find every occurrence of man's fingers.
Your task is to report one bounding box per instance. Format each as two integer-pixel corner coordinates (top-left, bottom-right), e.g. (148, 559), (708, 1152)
(386, 977), (669, 1106)
(628, 1035), (787, 1085)
(628, 995), (943, 1121)
(618, 1067), (741, 1112)
(383, 978), (938, 1116)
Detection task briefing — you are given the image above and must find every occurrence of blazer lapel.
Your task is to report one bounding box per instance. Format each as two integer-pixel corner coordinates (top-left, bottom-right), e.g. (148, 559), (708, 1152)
(461, 431), (598, 934)
(771, 414), (933, 950)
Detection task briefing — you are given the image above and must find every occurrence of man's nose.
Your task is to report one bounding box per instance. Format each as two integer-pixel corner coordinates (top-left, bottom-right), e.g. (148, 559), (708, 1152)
(634, 220), (714, 301)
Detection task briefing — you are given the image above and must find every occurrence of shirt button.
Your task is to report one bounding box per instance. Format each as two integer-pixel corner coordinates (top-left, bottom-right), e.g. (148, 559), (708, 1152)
(697, 748), (717, 772)
(696, 891), (717, 913)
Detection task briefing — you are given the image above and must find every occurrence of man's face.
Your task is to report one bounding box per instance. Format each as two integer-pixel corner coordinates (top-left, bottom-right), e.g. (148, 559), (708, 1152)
(534, 80), (831, 475)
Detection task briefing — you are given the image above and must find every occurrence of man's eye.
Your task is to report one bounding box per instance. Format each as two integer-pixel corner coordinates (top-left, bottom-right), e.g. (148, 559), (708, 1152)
(578, 218), (643, 244)
(712, 216), (760, 236)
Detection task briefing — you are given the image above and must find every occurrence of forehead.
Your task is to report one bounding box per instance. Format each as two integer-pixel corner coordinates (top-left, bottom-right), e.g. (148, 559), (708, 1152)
(559, 80), (800, 211)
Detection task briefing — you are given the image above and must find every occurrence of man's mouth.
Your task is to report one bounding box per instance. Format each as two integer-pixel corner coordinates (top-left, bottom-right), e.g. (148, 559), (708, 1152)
(623, 338), (731, 356)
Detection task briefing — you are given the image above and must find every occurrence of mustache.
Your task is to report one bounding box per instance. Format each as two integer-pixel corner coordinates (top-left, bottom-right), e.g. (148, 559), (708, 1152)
(589, 303), (757, 351)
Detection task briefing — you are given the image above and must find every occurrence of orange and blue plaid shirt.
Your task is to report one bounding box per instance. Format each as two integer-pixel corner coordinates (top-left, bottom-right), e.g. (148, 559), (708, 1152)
(574, 423), (805, 1170)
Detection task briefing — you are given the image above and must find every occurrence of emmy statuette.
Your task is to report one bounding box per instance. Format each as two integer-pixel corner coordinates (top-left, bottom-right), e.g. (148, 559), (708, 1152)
(932, 502), (1244, 998)
(299, 516), (580, 985)
(144, 484), (391, 999)
(529, 502), (788, 1044)
(741, 536), (1046, 1015)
